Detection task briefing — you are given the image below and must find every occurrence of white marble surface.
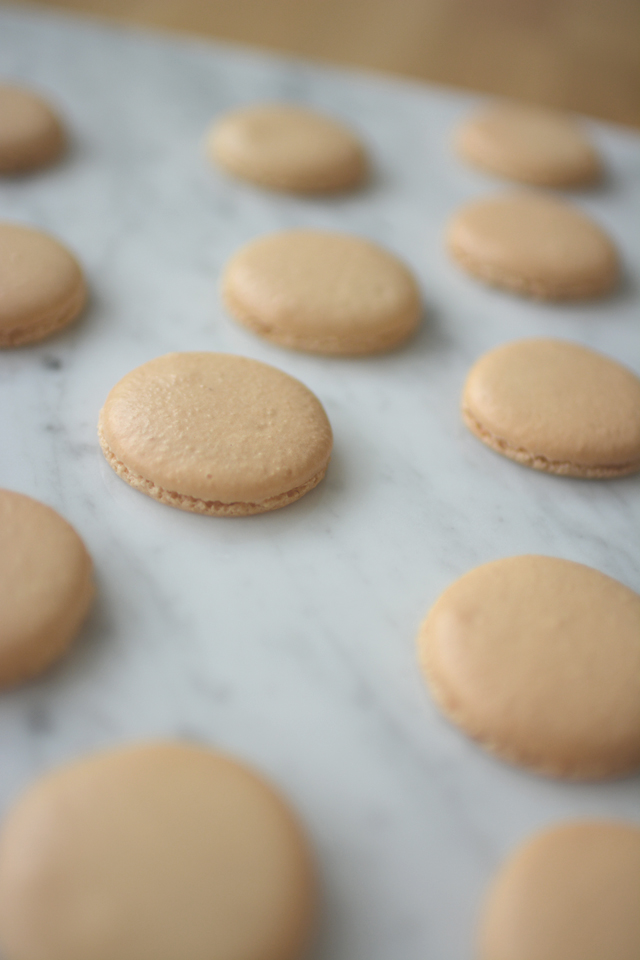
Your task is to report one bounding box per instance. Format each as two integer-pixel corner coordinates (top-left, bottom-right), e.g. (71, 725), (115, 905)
(1, 6), (639, 958)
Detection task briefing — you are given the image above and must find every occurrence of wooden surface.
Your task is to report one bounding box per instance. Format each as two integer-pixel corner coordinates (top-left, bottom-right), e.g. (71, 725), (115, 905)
(14, 0), (640, 126)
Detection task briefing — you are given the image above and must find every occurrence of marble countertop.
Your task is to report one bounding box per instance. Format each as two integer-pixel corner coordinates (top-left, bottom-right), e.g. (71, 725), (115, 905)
(0, 7), (639, 959)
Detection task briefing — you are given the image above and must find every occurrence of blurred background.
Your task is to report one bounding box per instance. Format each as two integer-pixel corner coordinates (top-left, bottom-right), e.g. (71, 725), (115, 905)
(13, 0), (640, 126)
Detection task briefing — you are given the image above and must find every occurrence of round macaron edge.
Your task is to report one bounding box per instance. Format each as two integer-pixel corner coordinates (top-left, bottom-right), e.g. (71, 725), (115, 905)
(0, 489), (95, 688)
(445, 193), (620, 301)
(0, 223), (88, 348)
(477, 820), (640, 960)
(453, 101), (603, 189)
(205, 103), (368, 195)
(0, 740), (318, 960)
(0, 84), (67, 176)
(221, 230), (422, 356)
(416, 556), (640, 780)
(460, 338), (640, 479)
(97, 352), (333, 516)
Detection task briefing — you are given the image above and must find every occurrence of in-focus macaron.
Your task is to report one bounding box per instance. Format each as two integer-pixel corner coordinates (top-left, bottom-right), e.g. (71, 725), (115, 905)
(0, 742), (317, 960)
(0, 84), (65, 174)
(446, 193), (619, 299)
(417, 556), (640, 779)
(98, 352), (333, 516)
(207, 103), (367, 193)
(462, 338), (640, 478)
(222, 229), (421, 355)
(0, 489), (94, 688)
(454, 101), (602, 187)
(0, 223), (87, 347)
(478, 821), (640, 960)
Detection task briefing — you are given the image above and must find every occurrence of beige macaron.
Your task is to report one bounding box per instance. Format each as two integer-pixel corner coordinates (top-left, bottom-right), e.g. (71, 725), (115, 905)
(222, 229), (422, 355)
(462, 338), (640, 478)
(0, 489), (94, 688)
(0, 84), (65, 174)
(417, 555), (640, 779)
(454, 101), (602, 187)
(0, 742), (317, 960)
(478, 821), (640, 960)
(446, 193), (619, 299)
(0, 222), (87, 347)
(98, 352), (333, 516)
(207, 103), (367, 193)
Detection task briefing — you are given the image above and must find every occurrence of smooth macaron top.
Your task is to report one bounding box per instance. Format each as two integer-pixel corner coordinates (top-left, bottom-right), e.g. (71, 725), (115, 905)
(99, 352), (333, 506)
(455, 101), (602, 187)
(446, 193), (619, 299)
(0, 222), (86, 346)
(478, 821), (640, 960)
(207, 104), (367, 193)
(222, 229), (422, 355)
(417, 555), (640, 778)
(0, 742), (317, 960)
(0, 489), (94, 688)
(0, 84), (65, 174)
(462, 338), (640, 477)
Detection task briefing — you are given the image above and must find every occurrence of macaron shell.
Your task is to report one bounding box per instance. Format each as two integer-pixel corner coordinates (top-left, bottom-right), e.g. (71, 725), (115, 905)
(478, 821), (640, 960)
(222, 230), (422, 355)
(446, 193), (619, 299)
(462, 338), (640, 477)
(0, 223), (87, 347)
(0, 742), (317, 960)
(0, 489), (94, 687)
(207, 104), (367, 193)
(98, 352), (333, 513)
(0, 85), (65, 174)
(455, 102), (602, 187)
(417, 556), (640, 779)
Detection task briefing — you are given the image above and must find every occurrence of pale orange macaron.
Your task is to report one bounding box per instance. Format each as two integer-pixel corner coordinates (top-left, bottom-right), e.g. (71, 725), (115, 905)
(222, 229), (421, 355)
(207, 103), (368, 194)
(99, 352), (333, 516)
(478, 821), (640, 960)
(454, 101), (603, 187)
(446, 193), (619, 300)
(0, 84), (66, 174)
(0, 742), (317, 960)
(0, 223), (87, 347)
(462, 339), (640, 479)
(0, 489), (94, 688)
(417, 556), (640, 779)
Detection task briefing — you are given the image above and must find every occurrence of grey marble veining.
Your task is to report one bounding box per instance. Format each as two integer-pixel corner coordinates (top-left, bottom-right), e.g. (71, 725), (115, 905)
(0, 6), (639, 958)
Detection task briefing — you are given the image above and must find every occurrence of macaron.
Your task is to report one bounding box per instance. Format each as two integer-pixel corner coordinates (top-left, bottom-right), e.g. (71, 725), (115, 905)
(462, 338), (640, 478)
(478, 821), (640, 960)
(416, 555), (640, 779)
(222, 229), (422, 355)
(0, 742), (317, 960)
(446, 193), (619, 299)
(0, 222), (87, 347)
(98, 352), (333, 516)
(0, 489), (94, 688)
(207, 103), (367, 193)
(0, 84), (65, 174)
(454, 101), (603, 187)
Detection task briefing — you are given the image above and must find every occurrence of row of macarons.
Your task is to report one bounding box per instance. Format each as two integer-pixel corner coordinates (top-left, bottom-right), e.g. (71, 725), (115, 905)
(2, 85), (638, 484)
(0, 78), (612, 191)
(4, 201), (639, 495)
(0, 89), (627, 353)
(0, 738), (637, 960)
(3, 476), (640, 776)
(2, 87), (634, 488)
(2, 82), (639, 959)
(0, 81), (626, 324)
(2, 417), (639, 960)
